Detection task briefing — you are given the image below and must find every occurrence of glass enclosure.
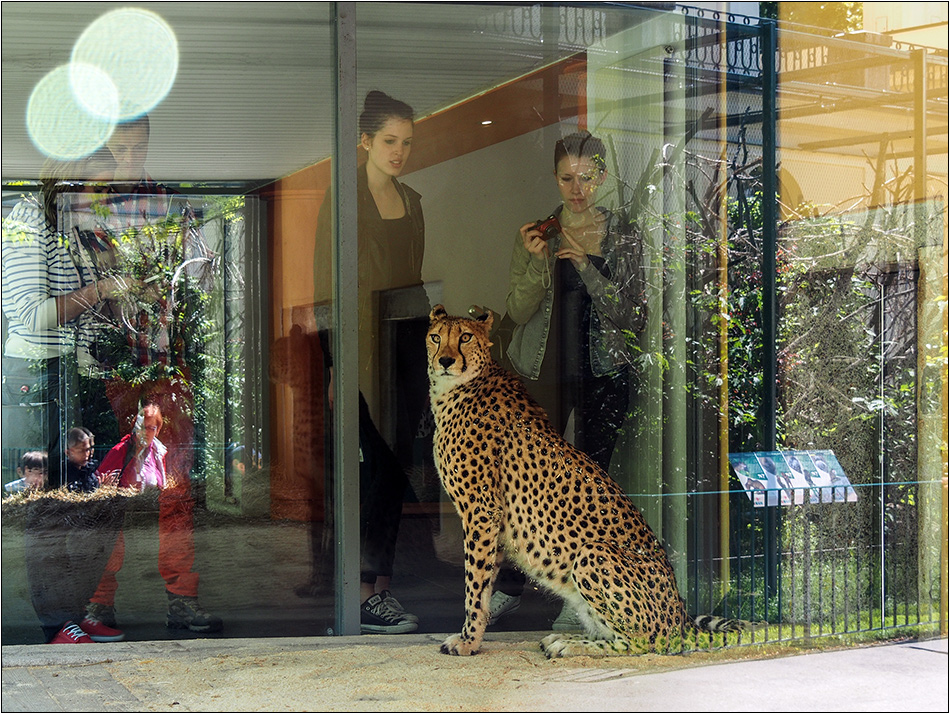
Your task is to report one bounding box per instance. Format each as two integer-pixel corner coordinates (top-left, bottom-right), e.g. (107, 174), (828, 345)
(2, 2), (946, 647)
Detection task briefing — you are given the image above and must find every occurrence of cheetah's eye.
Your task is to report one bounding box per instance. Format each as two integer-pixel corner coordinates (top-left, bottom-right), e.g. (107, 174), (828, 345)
(429, 334), (441, 344)
(459, 333), (473, 344)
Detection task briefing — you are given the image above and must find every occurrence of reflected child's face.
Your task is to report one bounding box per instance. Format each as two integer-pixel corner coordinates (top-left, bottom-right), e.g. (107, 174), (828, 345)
(17, 467), (47, 490)
(135, 414), (162, 450)
(67, 438), (93, 467)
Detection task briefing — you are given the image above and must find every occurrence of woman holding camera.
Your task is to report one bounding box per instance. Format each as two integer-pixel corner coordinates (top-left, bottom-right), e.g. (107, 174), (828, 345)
(507, 130), (646, 468)
(494, 131), (647, 626)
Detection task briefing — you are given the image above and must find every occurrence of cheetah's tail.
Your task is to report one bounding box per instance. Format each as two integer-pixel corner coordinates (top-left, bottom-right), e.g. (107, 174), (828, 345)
(692, 614), (768, 633)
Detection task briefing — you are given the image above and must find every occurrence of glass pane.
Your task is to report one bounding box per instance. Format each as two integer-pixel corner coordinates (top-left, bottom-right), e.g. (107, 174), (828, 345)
(351, 2), (695, 638)
(772, 24), (946, 634)
(1, 2), (335, 644)
(2, 1), (944, 651)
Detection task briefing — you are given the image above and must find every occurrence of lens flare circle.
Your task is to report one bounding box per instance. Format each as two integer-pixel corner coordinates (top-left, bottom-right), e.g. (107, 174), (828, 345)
(26, 65), (115, 160)
(67, 62), (121, 123)
(71, 8), (178, 121)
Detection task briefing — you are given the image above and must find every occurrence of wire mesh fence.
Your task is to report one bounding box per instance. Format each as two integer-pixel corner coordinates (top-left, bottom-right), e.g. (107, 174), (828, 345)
(680, 480), (942, 648)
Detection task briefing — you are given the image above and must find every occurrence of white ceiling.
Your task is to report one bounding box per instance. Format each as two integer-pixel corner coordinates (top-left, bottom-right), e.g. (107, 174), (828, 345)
(7, 2), (940, 187)
(2, 2), (656, 185)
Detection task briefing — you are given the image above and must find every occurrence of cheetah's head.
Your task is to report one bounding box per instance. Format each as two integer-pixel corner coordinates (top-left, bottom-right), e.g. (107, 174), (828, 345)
(427, 305), (493, 396)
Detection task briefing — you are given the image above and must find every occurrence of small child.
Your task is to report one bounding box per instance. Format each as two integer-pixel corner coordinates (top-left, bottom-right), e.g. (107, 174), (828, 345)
(65, 427), (99, 493)
(4, 451), (48, 493)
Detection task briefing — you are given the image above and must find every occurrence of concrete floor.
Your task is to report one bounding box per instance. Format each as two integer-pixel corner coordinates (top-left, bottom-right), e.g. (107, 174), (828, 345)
(4, 500), (948, 712)
(3, 633), (947, 712)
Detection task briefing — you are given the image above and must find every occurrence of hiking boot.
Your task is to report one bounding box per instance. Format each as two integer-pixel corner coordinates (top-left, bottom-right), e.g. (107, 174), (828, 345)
(80, 616), (125, 642)
(360, 593), (418, 634)
(86, 602), (117, 628)
(49, 621), (93, 644)
(487, 591), (521, 626)
(379, 590), (419, 624)
(552, 604), (583, 631)
(167, 594), (223, 633)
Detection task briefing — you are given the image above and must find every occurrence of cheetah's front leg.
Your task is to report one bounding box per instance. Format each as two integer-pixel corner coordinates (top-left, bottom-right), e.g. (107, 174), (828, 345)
(440, 506), (499, 656)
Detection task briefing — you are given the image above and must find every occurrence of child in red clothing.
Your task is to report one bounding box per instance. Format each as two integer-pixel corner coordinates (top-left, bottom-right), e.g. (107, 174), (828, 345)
(97, 404), (167, 490)
(83, 400), (222, 638)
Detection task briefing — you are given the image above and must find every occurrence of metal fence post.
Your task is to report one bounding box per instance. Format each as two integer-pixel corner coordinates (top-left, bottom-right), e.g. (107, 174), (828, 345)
(759, 17), (780, 603)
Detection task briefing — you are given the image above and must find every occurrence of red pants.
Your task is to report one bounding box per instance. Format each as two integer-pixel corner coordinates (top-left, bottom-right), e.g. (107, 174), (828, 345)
(93, 374), (200, 604)
(91, 477), (199, 604)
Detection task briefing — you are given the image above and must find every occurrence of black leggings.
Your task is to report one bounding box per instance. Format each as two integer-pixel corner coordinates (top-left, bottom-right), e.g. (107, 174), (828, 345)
(358, 393), (408, 584)
(554, 368), (629, 471)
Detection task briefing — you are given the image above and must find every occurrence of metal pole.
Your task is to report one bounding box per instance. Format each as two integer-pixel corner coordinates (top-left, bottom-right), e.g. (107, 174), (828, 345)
(332, 1), (361, 636)
(717, 12), (731, 603)
(759, 17), (779, 601)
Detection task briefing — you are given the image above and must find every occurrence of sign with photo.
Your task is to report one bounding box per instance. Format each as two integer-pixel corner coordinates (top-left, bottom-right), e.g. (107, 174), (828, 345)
(728, 450), (857, 507)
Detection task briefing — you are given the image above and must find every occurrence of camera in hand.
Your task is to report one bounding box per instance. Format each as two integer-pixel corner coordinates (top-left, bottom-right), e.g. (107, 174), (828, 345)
(533, 214), (561, 241)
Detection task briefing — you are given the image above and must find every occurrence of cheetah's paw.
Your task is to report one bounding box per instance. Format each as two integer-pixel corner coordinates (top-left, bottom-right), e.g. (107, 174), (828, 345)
(440, 633), (480, 656)
(540, 633), (585, 658)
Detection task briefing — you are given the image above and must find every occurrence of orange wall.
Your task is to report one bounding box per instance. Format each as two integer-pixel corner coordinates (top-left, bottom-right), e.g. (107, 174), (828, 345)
(265, 58), (585, 521)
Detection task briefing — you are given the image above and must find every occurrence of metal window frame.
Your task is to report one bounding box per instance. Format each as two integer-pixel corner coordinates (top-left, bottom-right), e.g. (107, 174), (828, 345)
(331, 1), (361, 636)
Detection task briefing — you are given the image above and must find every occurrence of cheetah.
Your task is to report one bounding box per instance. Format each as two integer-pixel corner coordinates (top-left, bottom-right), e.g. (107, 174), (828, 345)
(427, 305), (755, 657)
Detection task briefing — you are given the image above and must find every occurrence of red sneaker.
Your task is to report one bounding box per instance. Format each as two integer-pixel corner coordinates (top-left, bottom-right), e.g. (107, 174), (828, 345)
(80, 616), (125, 642)
(49, 622), (94, 644)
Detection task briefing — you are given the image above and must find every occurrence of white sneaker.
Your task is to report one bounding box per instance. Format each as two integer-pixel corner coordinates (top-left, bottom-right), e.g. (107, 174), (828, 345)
(487, 591), (521, 626)
(552, 604), (583, 631)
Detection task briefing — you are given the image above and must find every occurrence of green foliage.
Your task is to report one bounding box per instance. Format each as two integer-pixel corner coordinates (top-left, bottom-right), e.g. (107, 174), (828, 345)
(676, 128), (934, 638)
(87, 196), (247, 486)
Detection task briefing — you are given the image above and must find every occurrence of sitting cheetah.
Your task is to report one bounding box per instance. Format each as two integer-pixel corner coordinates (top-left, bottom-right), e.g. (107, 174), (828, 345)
(427, 305), (753, 657)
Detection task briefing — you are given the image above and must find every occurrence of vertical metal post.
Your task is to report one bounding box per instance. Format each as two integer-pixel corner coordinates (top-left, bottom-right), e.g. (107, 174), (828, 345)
(223, 218), (232, 500)
(911, 47), (947, 637)
(716, 13), (732, 603)
(912, 49), (927, 207)
(662, 45), (689, 590)
(759, 18), (779, 602)
(332, 1), (361, 636)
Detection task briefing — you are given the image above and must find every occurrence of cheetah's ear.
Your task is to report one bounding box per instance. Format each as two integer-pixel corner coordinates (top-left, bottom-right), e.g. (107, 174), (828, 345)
(430, 305), (448, 323)
(475, 309), (494, 333)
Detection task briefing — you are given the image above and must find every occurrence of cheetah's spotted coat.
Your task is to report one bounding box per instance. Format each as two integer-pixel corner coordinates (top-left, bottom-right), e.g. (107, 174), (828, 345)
(427, 305), (750, 657)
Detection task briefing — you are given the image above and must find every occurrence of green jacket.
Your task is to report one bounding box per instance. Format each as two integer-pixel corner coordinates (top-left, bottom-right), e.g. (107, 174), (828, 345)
(505, 206), (646, 380)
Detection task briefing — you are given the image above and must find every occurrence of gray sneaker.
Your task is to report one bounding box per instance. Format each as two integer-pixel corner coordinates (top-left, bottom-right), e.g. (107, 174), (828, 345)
(552, 604), (583, 631)
(167, 594), (223, 633)
(86, 601), (117, 628)
(487, 591), (521, 626)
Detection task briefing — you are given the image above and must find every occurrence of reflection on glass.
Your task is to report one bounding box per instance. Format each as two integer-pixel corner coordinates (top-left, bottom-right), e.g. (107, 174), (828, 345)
(1, 1), (944, 649)
(70, 8), (179, 122)
(313, 91), (428, 633)
(490, 130), (646, 627)
(1, 114), (245, 642)
(27, 65), (117, 160)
